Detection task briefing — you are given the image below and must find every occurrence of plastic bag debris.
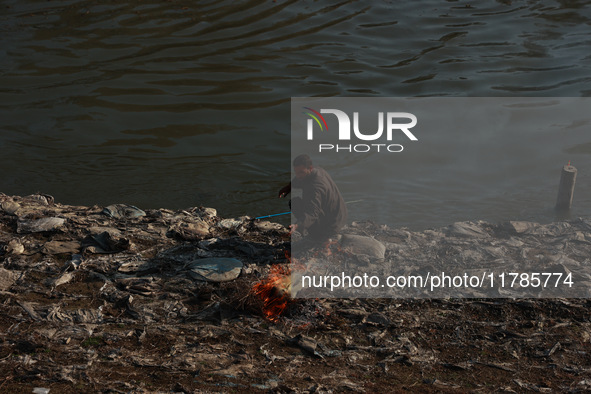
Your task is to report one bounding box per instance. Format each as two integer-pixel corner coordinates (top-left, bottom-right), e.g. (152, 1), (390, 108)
(102, 204), (146, 219)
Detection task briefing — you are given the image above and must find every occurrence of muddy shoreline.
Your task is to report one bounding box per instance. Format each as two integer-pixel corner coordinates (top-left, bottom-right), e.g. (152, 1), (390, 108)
(1, 193), (591, 393)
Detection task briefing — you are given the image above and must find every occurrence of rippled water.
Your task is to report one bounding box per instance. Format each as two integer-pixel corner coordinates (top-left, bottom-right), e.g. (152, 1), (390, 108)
(1, 0), (590, 229)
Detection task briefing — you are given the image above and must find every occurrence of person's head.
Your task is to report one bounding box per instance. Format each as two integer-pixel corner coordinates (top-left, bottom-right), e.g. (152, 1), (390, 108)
(293, 154), (313, 180)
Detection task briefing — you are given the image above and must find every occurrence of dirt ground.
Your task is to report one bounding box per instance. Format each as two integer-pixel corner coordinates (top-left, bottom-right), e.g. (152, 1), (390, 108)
(1, 193), (591, 393)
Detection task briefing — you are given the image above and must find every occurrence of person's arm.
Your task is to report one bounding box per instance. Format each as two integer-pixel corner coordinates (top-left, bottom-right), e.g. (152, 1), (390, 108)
(297, 184), (324, 232)
(278, 182), (291, 198)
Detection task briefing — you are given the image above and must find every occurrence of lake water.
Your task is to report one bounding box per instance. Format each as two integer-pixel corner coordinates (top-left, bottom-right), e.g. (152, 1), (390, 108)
(1, 0), (590, 230)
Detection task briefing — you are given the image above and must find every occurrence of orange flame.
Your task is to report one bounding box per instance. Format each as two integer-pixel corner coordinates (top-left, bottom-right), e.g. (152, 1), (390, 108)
(252, 241), (347, 321)
(252, 264), (292, 321)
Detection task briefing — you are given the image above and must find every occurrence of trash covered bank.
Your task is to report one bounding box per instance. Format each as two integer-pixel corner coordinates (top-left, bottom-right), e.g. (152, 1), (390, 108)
(1, 193), (591, 392)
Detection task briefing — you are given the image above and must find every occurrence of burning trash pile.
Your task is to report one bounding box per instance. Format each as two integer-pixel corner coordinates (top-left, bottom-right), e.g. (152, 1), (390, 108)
(252, 263), (292, 322)
(1, 193), (591, 392)
(250, 243), (349, 322)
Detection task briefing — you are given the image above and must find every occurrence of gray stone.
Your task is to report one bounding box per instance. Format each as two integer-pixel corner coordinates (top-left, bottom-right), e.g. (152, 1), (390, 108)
(340, 234), (386, 259)
(188, 258), (243, 282)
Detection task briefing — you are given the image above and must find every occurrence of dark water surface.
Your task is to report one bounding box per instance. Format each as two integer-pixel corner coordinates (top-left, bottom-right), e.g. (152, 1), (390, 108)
(1, 0), (590, 229)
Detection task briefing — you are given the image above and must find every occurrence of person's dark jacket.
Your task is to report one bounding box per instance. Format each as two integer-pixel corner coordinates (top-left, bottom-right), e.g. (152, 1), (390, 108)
(291, 167), (347, 238)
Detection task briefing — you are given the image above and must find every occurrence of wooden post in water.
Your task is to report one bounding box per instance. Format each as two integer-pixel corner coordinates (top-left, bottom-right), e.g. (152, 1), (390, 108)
(555, 163), (577, 211)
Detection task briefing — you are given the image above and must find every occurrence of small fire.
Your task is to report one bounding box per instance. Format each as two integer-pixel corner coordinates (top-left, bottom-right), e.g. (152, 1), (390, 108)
(252, 264), (292, 322)
(252, 241), (347, 321)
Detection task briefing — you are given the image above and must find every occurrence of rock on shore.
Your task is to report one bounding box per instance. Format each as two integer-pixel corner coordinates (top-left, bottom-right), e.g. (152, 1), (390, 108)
(1, 193), (591, 393)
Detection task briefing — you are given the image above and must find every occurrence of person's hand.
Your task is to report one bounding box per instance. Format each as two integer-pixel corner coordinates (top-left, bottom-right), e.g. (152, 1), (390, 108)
(278, 183), (291, 198)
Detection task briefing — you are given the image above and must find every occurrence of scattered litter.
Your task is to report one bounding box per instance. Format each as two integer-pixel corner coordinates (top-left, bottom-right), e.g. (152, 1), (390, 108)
(25, 193), (54, 205)
(216, 218), (243, 230)
(6, 239), (24, 255)
(447, 221), (490, 238)
(1, 200), (20, 215)
(42, 240), (80, 255)
(0, 268), (16, 291)
(167, 219), (210, 240)
(254, 221), (286, 232)
(52, 271), (75, 288)
(0, 193), (589, 392)
(86, 227), (130, 253)
(102, 204), (146, 219)
(188, 257), (243, 282)
(340, 234), (386, 259)
(288, 334), (323, 358)
(17, 217), (65, 233)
